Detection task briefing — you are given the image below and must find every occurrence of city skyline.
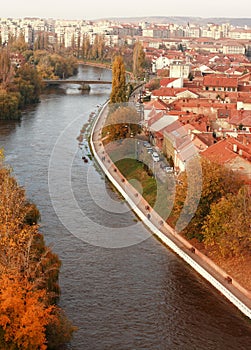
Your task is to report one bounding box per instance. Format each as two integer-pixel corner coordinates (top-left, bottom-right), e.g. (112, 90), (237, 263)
(2, 0), (251, 20)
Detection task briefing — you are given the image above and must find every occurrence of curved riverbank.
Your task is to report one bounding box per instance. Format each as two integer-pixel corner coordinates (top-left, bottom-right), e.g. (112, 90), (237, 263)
(90, 100), (251, 320)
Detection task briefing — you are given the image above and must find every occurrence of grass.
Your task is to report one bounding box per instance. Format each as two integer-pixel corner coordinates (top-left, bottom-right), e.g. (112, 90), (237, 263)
(115, 158), (157, 207)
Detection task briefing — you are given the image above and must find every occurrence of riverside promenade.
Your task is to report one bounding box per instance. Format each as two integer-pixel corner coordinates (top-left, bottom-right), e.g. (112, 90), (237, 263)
(90, 100), (251, 320)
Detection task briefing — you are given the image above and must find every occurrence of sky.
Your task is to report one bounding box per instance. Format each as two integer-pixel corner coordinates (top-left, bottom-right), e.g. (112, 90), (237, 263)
(1, 0), (251, 20)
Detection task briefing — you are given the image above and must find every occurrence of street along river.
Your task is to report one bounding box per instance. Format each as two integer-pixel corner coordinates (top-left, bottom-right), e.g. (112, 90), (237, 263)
(0, 65), (251, 349)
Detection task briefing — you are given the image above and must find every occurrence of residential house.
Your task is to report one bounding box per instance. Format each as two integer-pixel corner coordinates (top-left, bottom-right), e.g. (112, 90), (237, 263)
(151, 87), (199, 102)
(202, 137), (251, 181)
(203, 74), (238, 92)
(162, 120), (199, 172)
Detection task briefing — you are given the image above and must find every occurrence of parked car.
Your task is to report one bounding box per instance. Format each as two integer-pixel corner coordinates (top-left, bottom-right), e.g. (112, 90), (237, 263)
(147, 147), (153, 154)
(152, 152), (160, 162)
(164, 166), (173, 173)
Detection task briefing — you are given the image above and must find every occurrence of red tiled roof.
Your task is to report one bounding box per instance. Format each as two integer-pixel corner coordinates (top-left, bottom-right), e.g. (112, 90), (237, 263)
(203, 75), (238, 88)
(229, 110), (251, 127)
(152, 87), (186, 97)
(202, 137), (251, 165)
(143, 99), (168, 110)
(159, 77), (178, 87)
(202, 139), (238, 164)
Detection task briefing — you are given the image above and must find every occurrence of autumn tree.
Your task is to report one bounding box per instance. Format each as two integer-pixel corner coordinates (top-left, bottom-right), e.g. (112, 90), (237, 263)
(132, 41), (146, 80)
(103, 105), (140, 143)
(0, 48), (14, 88)
(34, 32), (49, 51)
(110, 55), (127, 104)
(0, 272), (55, 350)
(90, 34), (105, 60)
(0, 88), (20, 120)
(0, 156), (75, 349)
(169, 158), (244, 241)
(82, 34), (91, 59)
(10, 32), (29, 52)
(202, 186), (251, 257)
(147, 78), (160, 91)
(11, 63), (42, 107)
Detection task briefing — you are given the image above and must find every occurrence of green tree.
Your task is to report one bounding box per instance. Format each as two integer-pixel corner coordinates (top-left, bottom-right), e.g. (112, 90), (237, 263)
(110, 55), (127, 104)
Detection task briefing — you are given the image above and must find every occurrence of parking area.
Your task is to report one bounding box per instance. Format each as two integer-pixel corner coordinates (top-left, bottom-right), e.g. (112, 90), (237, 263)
(137, 140), (174, 182)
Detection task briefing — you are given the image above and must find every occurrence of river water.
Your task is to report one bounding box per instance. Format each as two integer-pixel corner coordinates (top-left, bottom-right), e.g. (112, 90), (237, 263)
(0, 65), (251, 349)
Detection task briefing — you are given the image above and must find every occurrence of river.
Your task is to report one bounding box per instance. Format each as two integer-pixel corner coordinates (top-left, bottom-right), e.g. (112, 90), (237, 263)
(0, 64), (251, 349)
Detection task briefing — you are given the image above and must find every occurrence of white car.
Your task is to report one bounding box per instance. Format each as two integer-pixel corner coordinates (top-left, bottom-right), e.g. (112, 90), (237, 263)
(164, 166), (173, 173)
(147, 147), (153, 154)
(152, 152), (160, 162)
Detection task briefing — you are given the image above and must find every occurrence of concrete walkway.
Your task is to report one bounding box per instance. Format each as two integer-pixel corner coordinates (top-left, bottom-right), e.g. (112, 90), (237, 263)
(90, 101), (251, 319)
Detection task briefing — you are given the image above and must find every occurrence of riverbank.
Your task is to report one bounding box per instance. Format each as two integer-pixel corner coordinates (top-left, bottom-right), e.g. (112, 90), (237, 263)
(79, 60), (112, 70)
(78, 60), (134, 80)
(90, 101), (251, 320)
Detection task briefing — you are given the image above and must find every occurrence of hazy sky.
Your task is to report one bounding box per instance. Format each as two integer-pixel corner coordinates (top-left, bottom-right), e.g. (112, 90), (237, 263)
(2, 0), (251, 20)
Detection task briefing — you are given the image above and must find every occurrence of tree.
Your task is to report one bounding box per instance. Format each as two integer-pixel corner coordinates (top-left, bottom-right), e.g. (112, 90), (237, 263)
(132, 41), (146, 80)
(103, 106), (140, 143)
(0, 48), (14, 88)
(90, 34), (105, 60)
(82, 34), (91, 59)
(169, 158), (244, 240)
(0, 88), (20, 120)
(12, 63), (42, 107)
(202, 186), (251, 257)
(0, 157), (75, 348)
(0, 272), (54, 350)
(147, 78), (160, 91)
(110, 55), (127, 104)
(10, 32), (28, 52)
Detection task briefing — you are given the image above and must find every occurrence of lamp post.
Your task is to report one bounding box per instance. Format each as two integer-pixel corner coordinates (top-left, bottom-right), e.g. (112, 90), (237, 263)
(135, 141), (140, 160)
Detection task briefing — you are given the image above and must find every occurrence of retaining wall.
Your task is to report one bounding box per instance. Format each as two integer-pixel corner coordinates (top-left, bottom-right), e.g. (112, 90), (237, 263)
(90, 101), (251, 320)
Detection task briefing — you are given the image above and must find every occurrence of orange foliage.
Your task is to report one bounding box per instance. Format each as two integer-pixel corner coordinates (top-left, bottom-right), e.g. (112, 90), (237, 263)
(0, 273), (54, 349)
(0, 155), (74, 348)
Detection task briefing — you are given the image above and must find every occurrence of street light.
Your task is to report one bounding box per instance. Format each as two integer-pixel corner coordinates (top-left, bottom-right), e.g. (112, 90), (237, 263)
(135, 141), (140, 160)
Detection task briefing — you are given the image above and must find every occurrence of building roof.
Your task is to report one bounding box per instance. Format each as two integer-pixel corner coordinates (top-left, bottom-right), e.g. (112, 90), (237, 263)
(229, 110), (251, 127)
(149, 115), (179, 132)
(203, 75), (238, 88)
(159, 77), (179, 87)
(202, 137), (251, 165)
(143, 98), (168, 110)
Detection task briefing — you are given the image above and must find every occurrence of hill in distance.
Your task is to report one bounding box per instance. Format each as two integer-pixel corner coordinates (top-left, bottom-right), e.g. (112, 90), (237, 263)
(96, 16), (251, 27)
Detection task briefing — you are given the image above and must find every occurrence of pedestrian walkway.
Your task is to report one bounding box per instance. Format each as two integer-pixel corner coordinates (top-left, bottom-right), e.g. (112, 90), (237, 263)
(90, 100), (251, 319)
